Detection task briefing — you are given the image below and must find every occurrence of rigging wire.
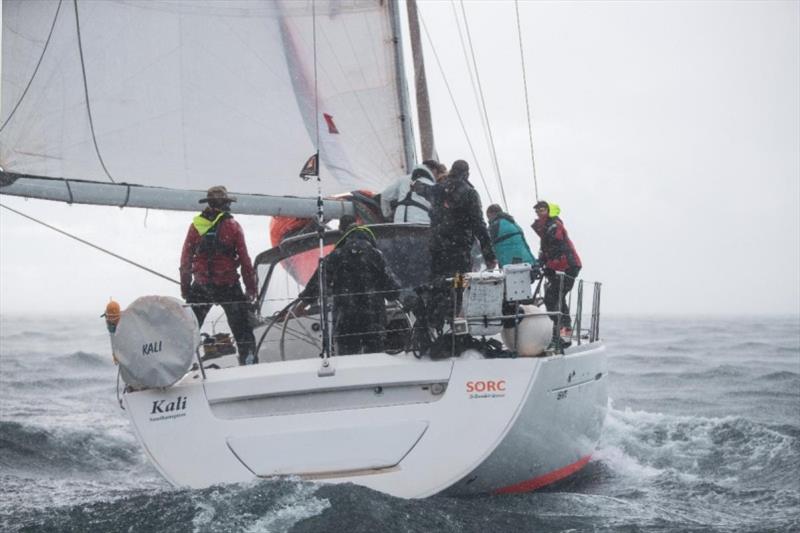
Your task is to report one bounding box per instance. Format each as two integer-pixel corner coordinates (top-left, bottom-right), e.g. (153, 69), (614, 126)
(450, 1), (492, 181)
(514, 0), (540, 201)
(0, 202), (179, 285)
(458, 0), (508, 210)
(0, 0), (64, 134)
(310, 1), (332, 359)
(417, 12), (493, 204)
(73, 0), (115, 183)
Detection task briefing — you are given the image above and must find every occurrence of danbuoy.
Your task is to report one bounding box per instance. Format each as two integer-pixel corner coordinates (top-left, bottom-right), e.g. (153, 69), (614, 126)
(104, 299), (121, 333)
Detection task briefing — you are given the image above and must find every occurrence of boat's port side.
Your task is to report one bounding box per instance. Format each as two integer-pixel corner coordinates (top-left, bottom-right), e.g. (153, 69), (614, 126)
(123, 378), (257, 487)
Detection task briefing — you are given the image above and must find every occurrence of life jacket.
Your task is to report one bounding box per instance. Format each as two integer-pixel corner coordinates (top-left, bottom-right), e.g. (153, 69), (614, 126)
(491, 213), (535, 267)
(395, 167), (434, 222)
(492, 214), (524, 245)
(533, 216), (581, 271)
(193, 211), (235, 284)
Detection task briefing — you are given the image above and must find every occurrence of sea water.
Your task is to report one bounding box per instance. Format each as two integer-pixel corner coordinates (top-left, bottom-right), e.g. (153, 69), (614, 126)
(1, 315), (798, 532)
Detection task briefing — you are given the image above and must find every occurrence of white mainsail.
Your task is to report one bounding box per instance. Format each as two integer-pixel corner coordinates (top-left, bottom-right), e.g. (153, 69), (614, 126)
(0, 0), (413, 216)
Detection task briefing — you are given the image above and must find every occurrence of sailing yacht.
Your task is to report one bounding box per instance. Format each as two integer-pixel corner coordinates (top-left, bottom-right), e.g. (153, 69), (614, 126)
(0, 0), (607, 498)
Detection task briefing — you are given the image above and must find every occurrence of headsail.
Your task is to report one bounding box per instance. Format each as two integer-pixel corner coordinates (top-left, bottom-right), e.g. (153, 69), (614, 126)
(1, 0), (413, 215)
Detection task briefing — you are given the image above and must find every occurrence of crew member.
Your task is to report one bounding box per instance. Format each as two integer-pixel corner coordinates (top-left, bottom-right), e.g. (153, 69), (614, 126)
(427, 160), (497, 330)
(430, 160), (496, 277)
(180, 186), (258, 365)
(532, 200), (582, 344)
(295, 216), (401, 355)
(380, 160), (444, 223)
(486, 204), (536, 268)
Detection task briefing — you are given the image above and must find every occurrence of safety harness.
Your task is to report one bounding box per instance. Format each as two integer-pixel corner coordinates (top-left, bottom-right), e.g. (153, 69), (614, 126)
(193, 210), (235, 285)
(396, 168), (434, 222)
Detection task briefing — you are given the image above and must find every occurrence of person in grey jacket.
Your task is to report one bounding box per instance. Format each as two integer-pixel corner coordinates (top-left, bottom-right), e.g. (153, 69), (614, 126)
(380, 160), (444, 223)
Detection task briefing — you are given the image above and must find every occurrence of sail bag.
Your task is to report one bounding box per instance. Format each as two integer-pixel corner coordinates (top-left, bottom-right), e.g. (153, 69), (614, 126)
(112, 296), (199, 389)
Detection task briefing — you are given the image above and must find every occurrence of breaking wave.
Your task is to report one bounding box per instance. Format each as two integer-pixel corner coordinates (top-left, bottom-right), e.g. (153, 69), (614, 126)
(599, 406), (799, 482)
(0, 420), (141, 475)
(2, 480), (330, 533)
(592, 406), (800, 530)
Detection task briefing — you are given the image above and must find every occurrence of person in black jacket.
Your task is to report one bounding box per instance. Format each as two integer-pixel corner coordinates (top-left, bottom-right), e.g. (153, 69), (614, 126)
(295, 217), (401, 355)
(429, 160), (497, 277)
(425, 160), (497, 331)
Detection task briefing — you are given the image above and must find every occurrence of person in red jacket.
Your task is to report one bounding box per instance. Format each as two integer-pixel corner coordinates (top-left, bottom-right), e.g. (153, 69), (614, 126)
(180, 186), (258, 365)
(532, 200), (582, 345)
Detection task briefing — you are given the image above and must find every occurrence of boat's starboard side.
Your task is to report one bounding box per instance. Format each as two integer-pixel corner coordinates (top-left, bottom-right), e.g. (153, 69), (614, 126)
(446, 343), (608, 495)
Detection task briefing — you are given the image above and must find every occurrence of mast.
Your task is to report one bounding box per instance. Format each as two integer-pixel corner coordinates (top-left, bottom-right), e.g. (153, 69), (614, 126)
(405, 0), (435, 161)
(389, 0), (416, 172)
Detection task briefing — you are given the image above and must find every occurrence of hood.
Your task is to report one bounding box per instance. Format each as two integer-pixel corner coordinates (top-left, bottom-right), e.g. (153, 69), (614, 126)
(536, 201), (561, 218)
(336, 225), (376, 248)
(410, 164), (435, 184)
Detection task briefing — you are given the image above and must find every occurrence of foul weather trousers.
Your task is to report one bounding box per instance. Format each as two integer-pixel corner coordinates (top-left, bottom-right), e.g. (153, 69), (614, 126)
(334, 313), (384, 356)
(428, 246), (472, 331)
(543, 267), (581, 333)
(187, 282), (256, 365)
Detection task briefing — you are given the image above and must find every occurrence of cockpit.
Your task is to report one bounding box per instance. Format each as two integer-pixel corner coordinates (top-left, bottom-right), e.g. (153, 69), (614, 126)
(252, 223), (431, 362)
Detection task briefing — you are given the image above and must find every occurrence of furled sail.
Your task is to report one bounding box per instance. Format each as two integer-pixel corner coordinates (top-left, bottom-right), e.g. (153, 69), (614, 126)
(0, 0), (413, 216)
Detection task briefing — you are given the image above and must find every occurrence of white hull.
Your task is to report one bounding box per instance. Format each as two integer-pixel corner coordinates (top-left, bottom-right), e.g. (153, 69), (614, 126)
(124, 343), (607, 498)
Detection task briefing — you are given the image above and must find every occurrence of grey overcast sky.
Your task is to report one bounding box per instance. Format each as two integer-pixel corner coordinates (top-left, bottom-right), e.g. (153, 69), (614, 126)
(1, 0), (798, 316)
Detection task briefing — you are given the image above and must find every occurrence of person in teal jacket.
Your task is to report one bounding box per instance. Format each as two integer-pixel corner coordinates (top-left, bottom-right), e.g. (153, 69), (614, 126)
(486, 204), (536, 268)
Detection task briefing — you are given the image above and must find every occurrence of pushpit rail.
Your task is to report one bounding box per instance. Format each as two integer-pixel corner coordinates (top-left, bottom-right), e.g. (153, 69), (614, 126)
(555, 272), (602, 346)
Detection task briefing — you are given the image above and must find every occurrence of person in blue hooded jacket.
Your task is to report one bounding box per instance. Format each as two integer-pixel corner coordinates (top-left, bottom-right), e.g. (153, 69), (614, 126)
(486, 204), (536, 268)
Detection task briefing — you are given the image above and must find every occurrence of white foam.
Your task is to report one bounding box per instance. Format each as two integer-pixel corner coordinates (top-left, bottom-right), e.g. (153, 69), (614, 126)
(593, 445), (661, 479)
(189, 481), (329, 533)
(242, 482), (330, 533)
(596, 400), (797, 487)
(191, 500), (217, 529)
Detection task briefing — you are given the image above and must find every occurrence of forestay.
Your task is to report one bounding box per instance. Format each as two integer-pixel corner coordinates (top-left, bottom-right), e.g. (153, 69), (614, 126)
(0, 0), (411, 211)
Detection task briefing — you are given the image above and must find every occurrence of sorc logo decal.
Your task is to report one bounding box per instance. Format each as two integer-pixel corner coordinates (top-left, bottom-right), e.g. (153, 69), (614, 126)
(466, 380), (506, 393)
(466, 380), (507, 399)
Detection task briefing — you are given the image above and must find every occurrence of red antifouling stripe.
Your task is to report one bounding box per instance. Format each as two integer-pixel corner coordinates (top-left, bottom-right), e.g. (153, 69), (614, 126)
(494, 454), (592, 494)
